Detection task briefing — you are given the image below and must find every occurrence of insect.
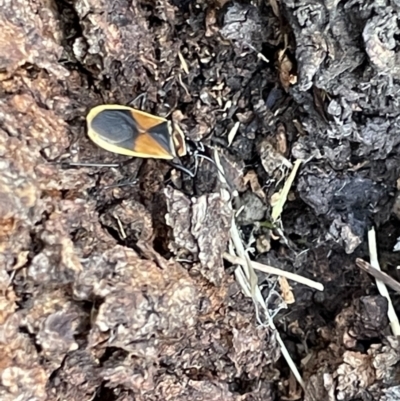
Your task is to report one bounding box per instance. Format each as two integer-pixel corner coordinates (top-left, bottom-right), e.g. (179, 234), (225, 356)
(83, 104), (234, 191)
(86, 104), (187, 161)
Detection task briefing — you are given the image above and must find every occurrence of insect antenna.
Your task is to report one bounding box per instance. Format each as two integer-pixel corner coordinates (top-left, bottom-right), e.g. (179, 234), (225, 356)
(167, 160), (196, 178)
(192, 151), (235, 194)
(177, 138), (236, 195)
(52, 161), (121, 168)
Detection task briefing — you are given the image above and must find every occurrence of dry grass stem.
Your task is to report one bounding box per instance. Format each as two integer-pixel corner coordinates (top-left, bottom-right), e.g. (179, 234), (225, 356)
(223, 252), (324, 291)
(213, 148), (306, 392)
(178, 51), (189, 74)
(367, 227), (400, 336)
(271, 159), (302, 222)
(356, 258), (400, 293)
(227, 122), (240, 146)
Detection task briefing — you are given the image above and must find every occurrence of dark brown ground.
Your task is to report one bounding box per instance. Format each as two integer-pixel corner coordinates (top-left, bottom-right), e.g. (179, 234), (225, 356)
(1, 0), (400, 400)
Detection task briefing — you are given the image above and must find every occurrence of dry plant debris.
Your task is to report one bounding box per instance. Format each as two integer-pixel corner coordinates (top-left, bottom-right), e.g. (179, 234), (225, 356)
(2, 0), (400, 400)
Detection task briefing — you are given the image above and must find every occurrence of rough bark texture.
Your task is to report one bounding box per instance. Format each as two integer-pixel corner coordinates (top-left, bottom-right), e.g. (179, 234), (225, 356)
(1, 0), (400, 400)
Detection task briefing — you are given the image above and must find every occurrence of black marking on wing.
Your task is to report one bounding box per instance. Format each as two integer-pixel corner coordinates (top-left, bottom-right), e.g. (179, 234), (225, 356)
(91, 110), (139, 145)
(147, 121), (173, 153)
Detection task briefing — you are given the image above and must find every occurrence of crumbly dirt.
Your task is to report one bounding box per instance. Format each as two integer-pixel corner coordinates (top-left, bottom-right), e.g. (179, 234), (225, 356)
(1, 0), (400, 400)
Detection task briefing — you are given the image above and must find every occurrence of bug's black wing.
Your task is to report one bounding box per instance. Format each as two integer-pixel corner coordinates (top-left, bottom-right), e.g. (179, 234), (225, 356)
(147, 121), (174, 154)
(91, 110), (140, 149)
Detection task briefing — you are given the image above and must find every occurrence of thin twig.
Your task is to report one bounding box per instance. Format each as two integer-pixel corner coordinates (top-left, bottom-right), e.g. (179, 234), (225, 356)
(367, 227), (400, 336)
(223, 253), (324, 291)
(355, 258), (400, 293)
